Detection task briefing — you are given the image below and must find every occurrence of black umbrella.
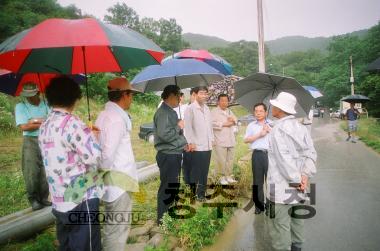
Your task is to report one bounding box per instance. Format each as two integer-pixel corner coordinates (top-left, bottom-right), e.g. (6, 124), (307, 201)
(366, 57), (380, 73)
(340, 94), (370, 103)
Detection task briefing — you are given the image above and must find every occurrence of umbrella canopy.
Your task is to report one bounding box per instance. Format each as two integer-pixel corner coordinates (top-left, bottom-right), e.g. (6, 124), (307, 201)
(165, 49), (233, 75)
(303, 85), (323, 98)
(234, 72), (314, 118)
(131, 58), (224, 92)
(0, 69), (85, 96)
(340, 94), (370, 103)
(366, 57), (380, 73)
(0, 18), (164, 74)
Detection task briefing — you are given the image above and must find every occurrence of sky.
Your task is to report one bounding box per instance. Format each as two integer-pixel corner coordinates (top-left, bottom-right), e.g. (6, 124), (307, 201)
(57, 0), (380, 42)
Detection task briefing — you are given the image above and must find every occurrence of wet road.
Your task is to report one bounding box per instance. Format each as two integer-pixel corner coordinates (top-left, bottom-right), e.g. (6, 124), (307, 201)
(204, 117), (380, 251)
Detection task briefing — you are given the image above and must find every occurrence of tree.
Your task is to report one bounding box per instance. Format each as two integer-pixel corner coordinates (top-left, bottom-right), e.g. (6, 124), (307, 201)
(104, 2), (140, 31)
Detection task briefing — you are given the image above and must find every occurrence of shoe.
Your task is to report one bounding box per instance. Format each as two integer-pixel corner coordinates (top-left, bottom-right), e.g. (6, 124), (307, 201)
(226, 176), (237, 183)
(346, 136), (351, 141)
(31, 201), (43, 211)
(40, 200), (52, 207)
(254, 207), (262, 214)
(219, 177), (229, 185)
(351, 139), (357, 143)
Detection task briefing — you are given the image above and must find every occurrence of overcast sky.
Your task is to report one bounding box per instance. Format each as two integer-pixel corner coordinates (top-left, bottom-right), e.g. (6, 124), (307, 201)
(57, 0), (380, 41)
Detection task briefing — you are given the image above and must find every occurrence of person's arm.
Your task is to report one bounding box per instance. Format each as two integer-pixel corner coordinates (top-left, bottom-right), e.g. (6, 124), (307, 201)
(68, 118), (101, 168)
(211, 110), (224, 130)
(98, 119), (124, 169)
(244, 124), (267, 143)
(184, 107), (194, 144)
(15, 103), (41, 131)
(155, 111), (180, 143)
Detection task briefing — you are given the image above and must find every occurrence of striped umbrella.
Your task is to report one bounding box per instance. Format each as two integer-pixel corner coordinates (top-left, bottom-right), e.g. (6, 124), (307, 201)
(165, 49), (233, 75)
(0, 18), (164, 74)
(0, 18), (164, 120)
(0, 69), (85, 96)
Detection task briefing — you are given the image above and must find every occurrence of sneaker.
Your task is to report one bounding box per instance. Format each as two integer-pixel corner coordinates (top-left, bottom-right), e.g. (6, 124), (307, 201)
(226, 176), (237, 183)
(346, 136), (351, 141)
(351, 139), (357, 143)
(40, 200), (52, 207)
(219, 177), (229, 185)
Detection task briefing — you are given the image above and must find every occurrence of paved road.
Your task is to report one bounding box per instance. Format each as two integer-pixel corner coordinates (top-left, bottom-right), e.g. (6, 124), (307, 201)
(204, 117), (380, 251)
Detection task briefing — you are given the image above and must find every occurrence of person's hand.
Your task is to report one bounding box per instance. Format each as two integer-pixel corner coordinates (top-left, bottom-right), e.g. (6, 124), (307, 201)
(178, 120), (184, 129)
(227, 117), (236, 124)
(298, 175), (308, 192)
(91, 125), (101, 141)
(189, 143), (196, 152)
(263, 124), (272, 133)
(259, 128), (269, 137)
(184, 144), (191, 152)
(29, 118), (43, 124)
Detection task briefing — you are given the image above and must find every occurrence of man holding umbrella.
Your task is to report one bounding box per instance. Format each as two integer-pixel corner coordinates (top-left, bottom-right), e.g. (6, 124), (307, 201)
(345, 103), (360, 143)
(15, 82), (50, 210)
(153, 85), (188, 224)
(266, 92), (317, 251)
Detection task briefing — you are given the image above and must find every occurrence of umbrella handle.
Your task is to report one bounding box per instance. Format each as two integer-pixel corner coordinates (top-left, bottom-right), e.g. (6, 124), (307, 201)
(82, 46), (91, 122)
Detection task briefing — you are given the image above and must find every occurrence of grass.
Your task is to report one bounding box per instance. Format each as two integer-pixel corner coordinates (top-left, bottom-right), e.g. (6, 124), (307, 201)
(341, 117), (380, 153)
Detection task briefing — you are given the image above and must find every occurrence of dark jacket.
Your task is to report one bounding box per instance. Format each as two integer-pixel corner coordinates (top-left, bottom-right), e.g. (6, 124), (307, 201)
(153, 102), (187, 154)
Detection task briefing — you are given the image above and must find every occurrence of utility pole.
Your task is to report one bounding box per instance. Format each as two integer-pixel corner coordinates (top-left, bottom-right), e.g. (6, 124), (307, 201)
(257, 0), (266, 72)
(350, 55), (355, 95)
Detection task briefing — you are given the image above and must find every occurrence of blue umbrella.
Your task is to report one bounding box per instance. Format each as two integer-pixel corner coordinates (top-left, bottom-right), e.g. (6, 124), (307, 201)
(131, 58), (224, 92)
(303, 85), (323, 98)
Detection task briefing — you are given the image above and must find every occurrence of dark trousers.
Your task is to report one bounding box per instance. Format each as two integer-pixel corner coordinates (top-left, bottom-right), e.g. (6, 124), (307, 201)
(52, 198), (101, 251)
(252, 150), (268, 210)
(189, 151), (211, 199)
(22, 136), (49, 204)
(182, 151), (193, 184)
(156, 152), (182, 225)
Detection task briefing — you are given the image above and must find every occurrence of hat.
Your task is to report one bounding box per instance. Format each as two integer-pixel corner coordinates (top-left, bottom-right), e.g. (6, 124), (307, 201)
(20, 83), (39, 97)
(270, 92), (297, 114)
(108, 77), (140, 94)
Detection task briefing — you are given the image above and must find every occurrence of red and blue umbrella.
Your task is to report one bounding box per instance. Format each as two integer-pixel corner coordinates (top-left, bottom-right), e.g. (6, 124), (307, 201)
(0, 69), (85, 96)
(165, 49), (233, 75)
(0, 18), (165, 74)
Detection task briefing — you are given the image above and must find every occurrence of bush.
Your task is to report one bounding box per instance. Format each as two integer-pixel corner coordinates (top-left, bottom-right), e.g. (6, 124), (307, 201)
(0, 94), (16, 131)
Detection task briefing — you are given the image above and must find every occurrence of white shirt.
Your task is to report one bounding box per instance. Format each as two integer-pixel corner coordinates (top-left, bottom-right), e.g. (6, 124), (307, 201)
(95, 102), (139, 202)
(244, 119), (272, 150)
(173, 103), (188, 119)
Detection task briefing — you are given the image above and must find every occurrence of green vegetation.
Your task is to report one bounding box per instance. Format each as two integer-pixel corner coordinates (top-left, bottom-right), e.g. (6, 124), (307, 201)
(354, 118), (380, 153)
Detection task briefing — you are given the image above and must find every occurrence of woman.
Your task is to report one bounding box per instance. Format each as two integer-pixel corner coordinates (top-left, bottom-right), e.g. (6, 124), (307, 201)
(38, 76), (103, 251)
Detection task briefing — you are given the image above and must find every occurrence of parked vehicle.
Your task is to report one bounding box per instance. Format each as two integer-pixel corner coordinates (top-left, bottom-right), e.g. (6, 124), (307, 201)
(138, 122), (155, 143)
(313, 109), (320, 117)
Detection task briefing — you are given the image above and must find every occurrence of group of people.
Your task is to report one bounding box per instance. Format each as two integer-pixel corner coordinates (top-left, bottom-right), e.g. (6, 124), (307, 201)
(15, 76), (317, 251)
(153, 86), (318, 251)
(16, 76), (139, 250)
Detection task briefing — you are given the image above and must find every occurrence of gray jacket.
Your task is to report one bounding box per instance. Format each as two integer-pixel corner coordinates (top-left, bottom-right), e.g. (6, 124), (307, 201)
(153, 102), (187, 154)
(266, 115), (317, 204)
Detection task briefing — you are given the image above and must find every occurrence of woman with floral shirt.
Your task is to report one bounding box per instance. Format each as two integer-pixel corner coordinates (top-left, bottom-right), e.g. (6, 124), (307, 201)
(39, 76), (103, 251)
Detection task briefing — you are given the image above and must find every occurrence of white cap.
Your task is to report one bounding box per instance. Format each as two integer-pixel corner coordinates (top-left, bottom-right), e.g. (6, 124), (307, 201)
(270, 92), (297, 114)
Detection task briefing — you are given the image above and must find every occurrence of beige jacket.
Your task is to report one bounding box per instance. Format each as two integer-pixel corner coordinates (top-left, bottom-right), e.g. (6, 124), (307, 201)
(211, 107), (237, 148)
(184, 100), (214, 151)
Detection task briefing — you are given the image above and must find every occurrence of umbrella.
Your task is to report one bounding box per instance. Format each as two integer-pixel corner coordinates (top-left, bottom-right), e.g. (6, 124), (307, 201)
(340, 94), (370, 103)
(234, 72), (314, 118)
(131, 58), (224, 92)
(165, 49), (233, 75)
(0, 69), (85, 96)
(303, 85), (323, 98)
(0, 18), (164, 120)
(366, 57), (380, 73)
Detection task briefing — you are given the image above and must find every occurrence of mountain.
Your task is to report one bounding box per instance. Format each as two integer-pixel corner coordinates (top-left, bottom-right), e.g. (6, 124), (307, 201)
(182, 33), (230, 49)
(182, 29), (369, 55)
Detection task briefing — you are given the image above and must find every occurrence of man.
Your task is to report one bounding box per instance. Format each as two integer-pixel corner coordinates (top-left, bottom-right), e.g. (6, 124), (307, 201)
(345, 103), (360, 143)
(182, 87), (197, 184)
(211, 94), (237, 185)
(95, 77), (139, 251)
(244, 103), (271, 214)
(15, 83), (50, 210)
(153, 85), (188, 224)
(266, 92), (317, 251)
(184, 86), (214, 201)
